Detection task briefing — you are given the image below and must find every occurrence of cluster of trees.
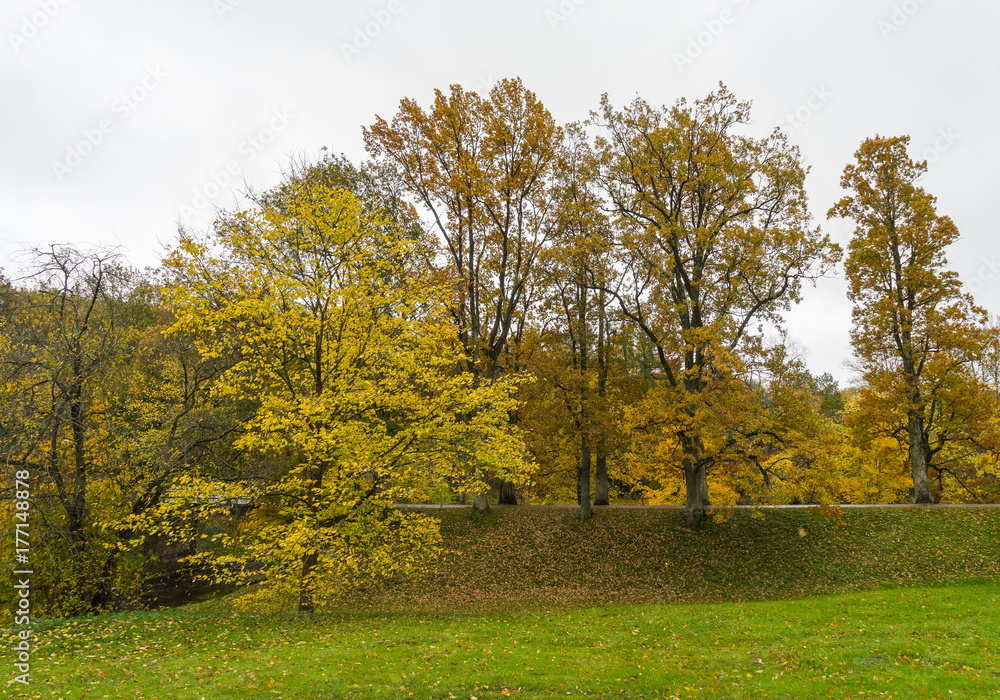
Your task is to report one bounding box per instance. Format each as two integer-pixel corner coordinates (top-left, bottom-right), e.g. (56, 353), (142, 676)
(3, 79), (999, 615)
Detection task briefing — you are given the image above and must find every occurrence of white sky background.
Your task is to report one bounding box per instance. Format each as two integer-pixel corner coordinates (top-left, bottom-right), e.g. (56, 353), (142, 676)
(2, 0), (998, 387)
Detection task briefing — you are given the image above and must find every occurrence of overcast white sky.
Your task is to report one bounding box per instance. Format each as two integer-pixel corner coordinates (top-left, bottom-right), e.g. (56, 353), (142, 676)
(3, 0), (998, 386)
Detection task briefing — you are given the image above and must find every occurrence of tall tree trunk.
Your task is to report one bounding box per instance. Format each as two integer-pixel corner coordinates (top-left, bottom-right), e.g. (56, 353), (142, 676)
(682, 434), (709, 529)
(578, 433), (593, 520)
(908, 413), (932, 503)
(680, 361), (711, 527)
(497, 403), (519, 504)
(68, 361), (88, 537)
(593, 292), (610, 506)
(697, 458), (710, 506)
(298, 462), (325, 612)
(594, 450), (609, 506)
(683, 463), (708, 529)
(67, 363), (89, 588)
(297, 550), (319, 613)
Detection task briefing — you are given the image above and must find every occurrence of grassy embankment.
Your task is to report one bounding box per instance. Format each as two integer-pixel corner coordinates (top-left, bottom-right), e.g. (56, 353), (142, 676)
(5, 506), (1000, 699)
(347, 505), (1000, 611)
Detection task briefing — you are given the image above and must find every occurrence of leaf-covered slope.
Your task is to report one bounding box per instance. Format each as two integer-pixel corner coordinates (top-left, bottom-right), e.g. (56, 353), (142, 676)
(348, 506), (1000, 612)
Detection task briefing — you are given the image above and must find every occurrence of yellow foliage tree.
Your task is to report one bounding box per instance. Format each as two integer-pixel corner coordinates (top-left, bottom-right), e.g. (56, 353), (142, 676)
(153, 163), (530, 612)
(592, 85), (841, 527)
(830, 135), (1000, 503)
(365, 77), (560, 505)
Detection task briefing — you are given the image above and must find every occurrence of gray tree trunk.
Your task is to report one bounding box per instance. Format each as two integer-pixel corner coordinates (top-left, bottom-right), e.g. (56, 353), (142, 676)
(682, 436), (710, 529)
(578, 434), (593, 520)
(908, 414), (933, 503)
(594, 450), (609, 506)
(594, 291), (610, 507)
(472, 493), (491, 514)
(684, 463), (708, 529)
(697, 460), (710, 506)
(298, 550), (319, 613)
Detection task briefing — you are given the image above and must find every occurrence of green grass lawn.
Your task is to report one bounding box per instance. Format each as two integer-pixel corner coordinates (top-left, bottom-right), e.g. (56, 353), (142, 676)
(4, 583), (999, 699)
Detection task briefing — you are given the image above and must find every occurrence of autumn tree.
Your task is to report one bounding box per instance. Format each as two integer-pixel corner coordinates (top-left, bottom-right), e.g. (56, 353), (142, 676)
(0, 247), (154, 612)
(156, 160), (528, 612)
(806, 371), (845, 420)
(830, 135), (999, 503)
(729, 355), (855, 505)
(533, 122), (620, 518)
(365, 77), (560, 505)
(593, 85), (840, 527)
(0, 269), (12, 314)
